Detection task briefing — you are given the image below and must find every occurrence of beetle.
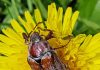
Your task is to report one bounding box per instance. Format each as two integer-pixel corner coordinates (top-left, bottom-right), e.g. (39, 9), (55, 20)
(22, 22), (70, 70)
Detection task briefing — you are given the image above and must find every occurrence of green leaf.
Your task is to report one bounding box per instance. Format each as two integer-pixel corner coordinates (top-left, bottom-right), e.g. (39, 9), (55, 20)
(75, 0), (100, 35)
(27, 0), (33, 12)
(74, 18), (100, 35)
(3, 15), (12, 23)
(78, 0), (98, 19)
(0, 23), (10, 30)
(90, 0), (100, 25)
(1, 0), (11, 5)
(33, 0), (47, 19)
(54, 0), (69, 11)
(11, 0), (19, 19)
(79, 18), (100, 30)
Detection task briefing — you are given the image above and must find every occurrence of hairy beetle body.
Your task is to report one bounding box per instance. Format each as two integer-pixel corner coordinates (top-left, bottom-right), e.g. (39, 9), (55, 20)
(23, 32), (69, 70)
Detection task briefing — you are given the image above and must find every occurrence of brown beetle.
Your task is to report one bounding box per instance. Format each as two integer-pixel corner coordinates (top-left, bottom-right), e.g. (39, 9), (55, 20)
(22, 23), (69, 70)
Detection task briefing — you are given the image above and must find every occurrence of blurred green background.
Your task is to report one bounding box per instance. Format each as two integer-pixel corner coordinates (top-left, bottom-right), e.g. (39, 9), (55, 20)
(0, 0), (100, 35)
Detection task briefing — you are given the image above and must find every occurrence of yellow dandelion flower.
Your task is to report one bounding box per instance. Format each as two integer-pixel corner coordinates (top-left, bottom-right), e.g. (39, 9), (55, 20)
(46, 3), (79, 37)
(0, 3), (100, 70)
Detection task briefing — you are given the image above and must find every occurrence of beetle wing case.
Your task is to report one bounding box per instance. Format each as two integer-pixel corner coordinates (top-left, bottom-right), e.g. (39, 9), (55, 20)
(23, 32), (69, 70)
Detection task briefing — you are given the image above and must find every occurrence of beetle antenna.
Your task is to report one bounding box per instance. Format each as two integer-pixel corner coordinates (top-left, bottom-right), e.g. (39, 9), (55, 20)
(33, 22), (43, 31)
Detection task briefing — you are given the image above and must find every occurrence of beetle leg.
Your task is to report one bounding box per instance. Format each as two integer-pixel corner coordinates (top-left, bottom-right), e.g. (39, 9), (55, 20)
(53, 39), (71, 50)
(22, 33), (29, 44)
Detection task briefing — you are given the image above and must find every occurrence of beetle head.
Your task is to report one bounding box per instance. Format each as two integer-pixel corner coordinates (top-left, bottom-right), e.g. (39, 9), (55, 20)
(30, 32), (42, 43)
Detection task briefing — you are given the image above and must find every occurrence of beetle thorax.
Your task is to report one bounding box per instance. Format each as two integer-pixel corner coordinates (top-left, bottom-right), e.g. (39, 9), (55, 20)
(29, 41), (48, 58)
